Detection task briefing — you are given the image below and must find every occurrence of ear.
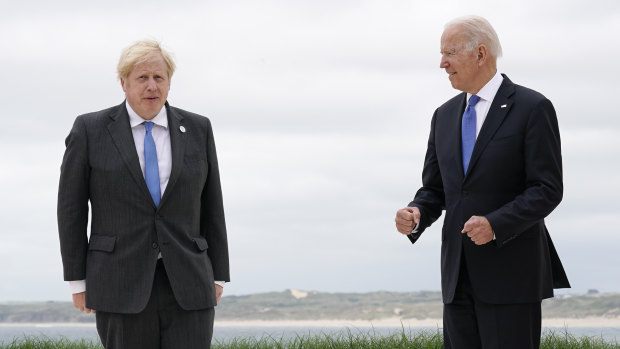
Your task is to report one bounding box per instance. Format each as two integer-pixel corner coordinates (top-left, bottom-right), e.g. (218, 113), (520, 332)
(477, 44), (488, 66)
(120, 78), (127, 92)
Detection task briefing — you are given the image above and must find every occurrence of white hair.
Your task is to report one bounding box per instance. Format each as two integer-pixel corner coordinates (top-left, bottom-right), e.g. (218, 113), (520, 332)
(445, 15), (503, 58)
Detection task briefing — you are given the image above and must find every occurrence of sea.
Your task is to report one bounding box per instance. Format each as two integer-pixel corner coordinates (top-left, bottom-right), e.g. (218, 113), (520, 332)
(0, 324), (618, 345)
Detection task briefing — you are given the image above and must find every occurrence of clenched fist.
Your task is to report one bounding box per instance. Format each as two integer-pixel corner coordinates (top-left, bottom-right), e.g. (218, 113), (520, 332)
(461, 215), (494, 245)
(395, 207), (420, 235)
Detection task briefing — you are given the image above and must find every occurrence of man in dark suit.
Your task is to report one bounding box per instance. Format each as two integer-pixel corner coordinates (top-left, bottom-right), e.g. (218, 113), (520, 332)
(394, 16), (569, 348)
(57, 40), (230, 348)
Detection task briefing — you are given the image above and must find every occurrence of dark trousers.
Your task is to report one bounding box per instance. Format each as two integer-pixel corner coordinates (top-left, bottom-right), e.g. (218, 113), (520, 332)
(96, 260), (215, 349)
(443, 259), (541, 349)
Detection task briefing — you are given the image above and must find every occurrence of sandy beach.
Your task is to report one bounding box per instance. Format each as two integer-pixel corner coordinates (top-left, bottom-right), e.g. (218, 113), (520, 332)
(214, 317), (620, 328)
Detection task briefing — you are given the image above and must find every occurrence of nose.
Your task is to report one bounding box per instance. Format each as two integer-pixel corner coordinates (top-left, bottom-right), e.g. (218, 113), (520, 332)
(440, 55), (449, 69)
(146, 78), (157, 90)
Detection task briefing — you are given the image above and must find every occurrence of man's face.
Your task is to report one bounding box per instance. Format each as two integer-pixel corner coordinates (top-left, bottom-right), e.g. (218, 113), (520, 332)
(439, 26), (481, 94)
(121, 53), (170, 120)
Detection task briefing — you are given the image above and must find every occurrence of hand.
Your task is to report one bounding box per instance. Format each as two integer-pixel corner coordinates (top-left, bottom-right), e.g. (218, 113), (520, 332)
(72, 292), (95, 314)
(461, 216), (494, 245)
(395, 207), (420, 235)
(215, 284), (224, 304)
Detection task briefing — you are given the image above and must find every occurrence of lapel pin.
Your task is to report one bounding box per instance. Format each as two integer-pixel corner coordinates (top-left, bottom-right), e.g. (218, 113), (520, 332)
(179, 126), (186, 133)
(500, 104), (507, 108)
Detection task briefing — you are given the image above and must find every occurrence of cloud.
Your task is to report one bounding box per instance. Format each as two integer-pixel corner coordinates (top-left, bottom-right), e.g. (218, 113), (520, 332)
(1, 0), (619, 300)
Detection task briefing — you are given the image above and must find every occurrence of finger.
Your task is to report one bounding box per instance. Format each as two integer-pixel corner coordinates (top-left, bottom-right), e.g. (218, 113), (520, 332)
(396, 211), (414, 222)
(396, 226), (413, 235)
(395, 218), (414, 227)
(470, 233), (481, 244)
(399, 207), (417, 216)
(475, 238), (487, 246)
(397, 228), (411, 235)
(467, 228), (481, 240)
(396, 222), (414, 231)
(462, 216), (477, 233)
(395, 224), (411, 232)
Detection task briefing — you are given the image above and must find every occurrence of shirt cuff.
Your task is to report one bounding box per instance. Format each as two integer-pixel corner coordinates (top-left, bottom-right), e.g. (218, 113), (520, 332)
(409, 223), (420, 235)
(68, 280), (86, 294)
(215, 281), (226, 288)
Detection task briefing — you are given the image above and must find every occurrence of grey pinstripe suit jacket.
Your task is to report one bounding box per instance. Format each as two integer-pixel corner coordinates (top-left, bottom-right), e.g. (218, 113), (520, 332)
(58, 101), (230, 313)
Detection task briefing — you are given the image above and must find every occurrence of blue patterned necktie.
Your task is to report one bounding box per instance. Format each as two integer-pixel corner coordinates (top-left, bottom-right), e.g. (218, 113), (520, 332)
(462, 95), (480, 174)
(144, 121), (161, 207)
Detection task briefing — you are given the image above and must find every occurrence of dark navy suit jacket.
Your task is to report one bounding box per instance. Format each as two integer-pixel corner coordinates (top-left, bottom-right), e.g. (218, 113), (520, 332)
(408, 75), (570, 304)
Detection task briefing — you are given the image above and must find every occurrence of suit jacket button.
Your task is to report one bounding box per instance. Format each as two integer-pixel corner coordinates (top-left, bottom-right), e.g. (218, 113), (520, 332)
(152, 242), (159, 249)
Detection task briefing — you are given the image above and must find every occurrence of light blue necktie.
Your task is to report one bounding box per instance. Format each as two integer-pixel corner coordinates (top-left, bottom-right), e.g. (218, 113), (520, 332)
(144, 122), (161, 207)
(462, 95), (480, 174)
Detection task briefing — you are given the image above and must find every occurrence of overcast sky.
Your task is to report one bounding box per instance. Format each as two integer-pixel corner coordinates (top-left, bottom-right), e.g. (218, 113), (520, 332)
(1, 0), (619, 302)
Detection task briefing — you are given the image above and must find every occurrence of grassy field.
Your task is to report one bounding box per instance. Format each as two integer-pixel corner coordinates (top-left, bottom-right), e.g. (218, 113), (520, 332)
(0, 329), (618, 349)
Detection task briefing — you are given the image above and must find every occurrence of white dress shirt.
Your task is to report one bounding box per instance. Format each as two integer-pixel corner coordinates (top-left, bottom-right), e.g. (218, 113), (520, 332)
(69, 102), (224, 294)
(127, 102), (172, 195)
(467, 71), (504, 138)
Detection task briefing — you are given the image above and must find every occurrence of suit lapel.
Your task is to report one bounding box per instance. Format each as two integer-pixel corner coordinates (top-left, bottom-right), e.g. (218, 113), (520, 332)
(160, 104), (186, 207)
(453, 93), (467, 179)
(106, 102), (154, 205)
(464, 76), (515, 181)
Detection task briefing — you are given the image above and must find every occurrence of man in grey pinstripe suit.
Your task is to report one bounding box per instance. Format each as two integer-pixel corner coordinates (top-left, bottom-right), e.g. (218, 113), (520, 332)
(57, 40), (230, 348)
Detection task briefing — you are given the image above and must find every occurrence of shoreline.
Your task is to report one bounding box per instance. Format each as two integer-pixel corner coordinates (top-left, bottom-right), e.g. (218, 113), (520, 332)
(216, 317), (620, 328)
(1, 317), (619, 328)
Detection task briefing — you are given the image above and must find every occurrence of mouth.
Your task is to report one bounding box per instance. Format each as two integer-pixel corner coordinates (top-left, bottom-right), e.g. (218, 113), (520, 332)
(448, 72), (456, 77)
(144, 97), (159, 101)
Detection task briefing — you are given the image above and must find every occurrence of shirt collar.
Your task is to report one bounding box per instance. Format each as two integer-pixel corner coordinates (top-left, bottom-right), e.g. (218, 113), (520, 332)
(467, 71), (504, 103)
(126, 101), (168, 129)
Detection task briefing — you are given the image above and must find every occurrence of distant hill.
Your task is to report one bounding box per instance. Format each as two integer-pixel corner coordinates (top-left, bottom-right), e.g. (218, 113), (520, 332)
(0, 301), (94, 323)
(1, 290), (619, 323)
(217, 290), (443, 321)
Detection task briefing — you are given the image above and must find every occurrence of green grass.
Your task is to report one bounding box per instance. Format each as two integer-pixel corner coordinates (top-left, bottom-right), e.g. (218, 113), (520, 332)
(0, 336), (102, 349)
(0, 329), (617, 348)
(540, 328), (619, 349)
(212, 328), (444, 348)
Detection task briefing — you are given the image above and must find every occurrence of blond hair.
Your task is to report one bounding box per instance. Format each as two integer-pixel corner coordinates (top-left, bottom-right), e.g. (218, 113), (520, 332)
(117, 40), (176, 80)
(445, 15), (503, 59)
